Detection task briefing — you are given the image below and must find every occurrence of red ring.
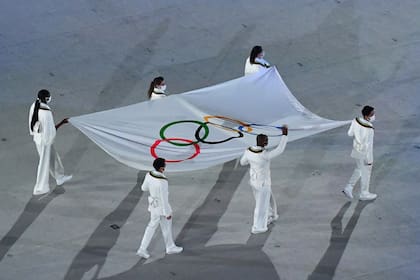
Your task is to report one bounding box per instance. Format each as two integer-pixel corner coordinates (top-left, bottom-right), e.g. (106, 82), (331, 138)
(150, 138), (201, 163)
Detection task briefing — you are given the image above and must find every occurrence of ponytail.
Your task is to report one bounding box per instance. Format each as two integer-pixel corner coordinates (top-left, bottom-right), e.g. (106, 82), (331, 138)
(147, 81), (154, 99)
(31, 89), (50, 132)
(147, 76), (164, 99)
(30, 99), (41, 132)
(250, 45), (263, 64)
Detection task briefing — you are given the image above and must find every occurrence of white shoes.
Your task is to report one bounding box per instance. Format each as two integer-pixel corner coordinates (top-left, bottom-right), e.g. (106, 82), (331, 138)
(137, 245), (183, 258)
(359, 192), (377, 201)
(166, 246), (183, 255)
(136, 248), (150, 259)
(342, 188), (354, 199)
(56, 175), (72, 186)
(33, 189), (49, 196)
(267, 214), (278, 225)
(251, 228), (268, 234)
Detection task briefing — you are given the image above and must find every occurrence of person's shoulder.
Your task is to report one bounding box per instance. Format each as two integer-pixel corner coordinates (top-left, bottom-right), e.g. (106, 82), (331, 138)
(39, 103), (51, 111)
(248, 146), (264, 154)
(355, 117), (374, 129)
(149, 171), (167, 180)
(245, 57), (251, 65)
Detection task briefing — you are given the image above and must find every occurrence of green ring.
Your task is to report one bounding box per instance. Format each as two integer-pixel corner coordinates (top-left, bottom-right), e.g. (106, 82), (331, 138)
(160, 120), (209, 146)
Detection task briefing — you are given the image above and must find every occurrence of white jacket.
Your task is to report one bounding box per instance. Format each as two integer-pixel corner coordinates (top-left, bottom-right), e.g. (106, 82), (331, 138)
(348, 117), (374, 163)
(244, 57), (271, 75)
(150, 88), (167, 100)
(240, 136), (288, 187)
(141, 171), (172, 216)
(28, 102), (56, 146)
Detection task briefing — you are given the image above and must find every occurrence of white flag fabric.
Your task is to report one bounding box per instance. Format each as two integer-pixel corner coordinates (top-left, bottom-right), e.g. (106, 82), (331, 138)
(69, 67), (350, 172)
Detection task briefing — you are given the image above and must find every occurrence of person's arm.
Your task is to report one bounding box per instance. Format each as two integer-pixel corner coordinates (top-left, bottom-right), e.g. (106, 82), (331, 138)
(352, 123), (370, 163)
(39, 111), (55, 145)
(140, 175), (149, 192)
(55, 118), (69, 130)
(160, 183), (172, 219)
(366, 131), (374, 165)
(28, 103), (35, 135)
(239, 151), (249, 166)
(268, 126), (288, 159)
(347, 120), (355, 137)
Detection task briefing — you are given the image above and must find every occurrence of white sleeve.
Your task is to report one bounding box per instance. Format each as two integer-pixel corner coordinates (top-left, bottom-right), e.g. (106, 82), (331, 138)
(347, 120), (355, 137)
(268, 135), (288, 159)
(240, 151), (249, 166)
(366, 132), (374, 163)
(28, 103), (34, 135)
(140, 175), (149, 191)
(352, 125), (366, 153)
(39, 110), (56, 145)
(160, 183), (172, 216)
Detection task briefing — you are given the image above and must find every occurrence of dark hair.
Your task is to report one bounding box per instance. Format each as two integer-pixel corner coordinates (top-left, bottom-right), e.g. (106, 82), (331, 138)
(153, 157), (166, 171)
(147, 76), (164, 99)
(30, 89), (50, 132)
(256, 134), (268, 146)
(361, 105), (374, 117)
(250, 46), (263, 64)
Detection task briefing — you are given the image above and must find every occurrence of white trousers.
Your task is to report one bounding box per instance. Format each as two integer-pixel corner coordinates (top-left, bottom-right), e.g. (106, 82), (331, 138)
(251, 185), (278, 233)
(346, 158), (372, 195)
(33, 143), (65, 195)
(139, 212), (176, 251)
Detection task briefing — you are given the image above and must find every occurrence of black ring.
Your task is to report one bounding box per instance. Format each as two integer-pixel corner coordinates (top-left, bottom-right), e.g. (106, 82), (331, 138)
(195, 122), (244, 144)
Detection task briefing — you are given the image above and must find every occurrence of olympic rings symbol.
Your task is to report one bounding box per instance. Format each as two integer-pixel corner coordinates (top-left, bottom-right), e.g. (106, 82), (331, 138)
(150, 115), (285, 163)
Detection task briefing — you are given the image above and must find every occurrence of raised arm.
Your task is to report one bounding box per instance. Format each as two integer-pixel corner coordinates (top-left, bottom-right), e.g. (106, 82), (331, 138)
(268, 126), (288, 159)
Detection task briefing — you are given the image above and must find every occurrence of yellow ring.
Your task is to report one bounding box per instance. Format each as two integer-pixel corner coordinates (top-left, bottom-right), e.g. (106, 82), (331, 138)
(203, 115), (252, 132)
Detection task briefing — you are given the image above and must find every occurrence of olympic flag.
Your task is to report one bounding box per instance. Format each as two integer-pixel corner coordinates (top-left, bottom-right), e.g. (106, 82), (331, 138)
(69, 67), (350, 172)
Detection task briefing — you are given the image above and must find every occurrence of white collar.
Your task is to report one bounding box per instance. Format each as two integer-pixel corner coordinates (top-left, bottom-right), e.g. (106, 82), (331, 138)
(39, 102), (51, 110)
(150, 170), (166, 179)
(153, 88), (165, 94)
(356, 117), (374, 129)
(248, 146), (265, 153)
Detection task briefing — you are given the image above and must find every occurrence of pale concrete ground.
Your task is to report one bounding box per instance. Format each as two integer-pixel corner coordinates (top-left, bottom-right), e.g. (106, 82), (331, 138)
(1, 0), (420, 279)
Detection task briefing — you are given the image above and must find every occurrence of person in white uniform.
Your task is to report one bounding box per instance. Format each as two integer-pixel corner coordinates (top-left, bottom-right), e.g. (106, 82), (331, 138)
(342, 105), (378, 201)
(147, 76), (167, 100)
(29, 89), (72, 195)
(136, 158), (183, 259)
(244, 45), (271, 76)
(240, 126), (288, 234)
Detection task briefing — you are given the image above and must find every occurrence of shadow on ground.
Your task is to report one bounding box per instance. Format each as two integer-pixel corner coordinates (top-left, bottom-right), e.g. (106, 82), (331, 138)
(307, 201), (374, 280)
(0, 186), (65, 262)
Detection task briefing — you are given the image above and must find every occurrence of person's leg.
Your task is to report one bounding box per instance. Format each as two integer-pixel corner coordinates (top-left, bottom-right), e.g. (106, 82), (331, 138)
(50, 145), (64, 178)
(160, 216), (182, 254)
(252, 186), (270, 233)
(268, 188), (278, 222)
(50, 145), (72, 185)
(252, 187), (261, 232)
(138, 213), (160, 253)
(359, 163), (377, 200)
(260, 186), (271, 227)
(160, 216), (175, 249)
(33, 143), (51, 195)
(343, 159), (362, 198)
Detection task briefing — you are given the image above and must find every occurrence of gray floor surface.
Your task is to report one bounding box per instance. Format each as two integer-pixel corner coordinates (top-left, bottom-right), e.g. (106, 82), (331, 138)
(1, 1), (420, 279)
